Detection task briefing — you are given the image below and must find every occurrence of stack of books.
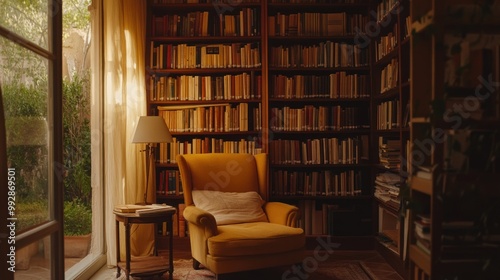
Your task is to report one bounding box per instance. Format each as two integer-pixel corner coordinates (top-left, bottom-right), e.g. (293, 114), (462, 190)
(114, 204), (175, 216)
(414, 214), (431, 255)
(374, 172), (401, 210)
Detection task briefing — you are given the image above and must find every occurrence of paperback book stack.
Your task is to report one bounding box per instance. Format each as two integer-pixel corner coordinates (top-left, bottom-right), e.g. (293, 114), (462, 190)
(374, 172), (401, 210)
(414, 214), (431, 255)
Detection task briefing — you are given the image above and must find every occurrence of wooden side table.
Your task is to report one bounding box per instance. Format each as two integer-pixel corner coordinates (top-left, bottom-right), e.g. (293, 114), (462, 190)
(114, 208), (176, 280)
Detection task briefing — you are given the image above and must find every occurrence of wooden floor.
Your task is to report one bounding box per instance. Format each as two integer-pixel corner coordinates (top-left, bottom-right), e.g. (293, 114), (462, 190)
(169, 237), (405, 280)
(89, 236), (406, 280)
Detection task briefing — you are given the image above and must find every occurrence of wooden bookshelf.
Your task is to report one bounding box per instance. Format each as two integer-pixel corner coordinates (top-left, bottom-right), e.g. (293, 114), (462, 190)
(146, 0), (378, 241)
(408, 1), (500, 279)
(139, 6), (499, 278)
(266, 0), (374, 238)
(146, 0), (265, 240)
(370, 0), (411, 275)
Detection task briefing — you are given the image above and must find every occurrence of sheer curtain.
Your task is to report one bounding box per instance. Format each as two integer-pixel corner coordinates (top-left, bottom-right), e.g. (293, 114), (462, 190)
(103, 0), (154, 266)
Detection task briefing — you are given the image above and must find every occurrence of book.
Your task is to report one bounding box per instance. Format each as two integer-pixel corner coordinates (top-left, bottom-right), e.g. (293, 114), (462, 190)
(326, 13), (345, 36)
(415, 170), (431, 180)
(114, 204), (151, 213)
(136, 204), (176, 216)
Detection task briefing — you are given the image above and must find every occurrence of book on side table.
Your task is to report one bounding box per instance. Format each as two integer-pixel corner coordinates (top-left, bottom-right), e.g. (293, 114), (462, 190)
(114, 204), (175, 216)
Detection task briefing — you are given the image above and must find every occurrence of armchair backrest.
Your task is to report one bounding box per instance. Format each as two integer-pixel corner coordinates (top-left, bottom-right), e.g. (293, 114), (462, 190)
(177, 153), (268, 206)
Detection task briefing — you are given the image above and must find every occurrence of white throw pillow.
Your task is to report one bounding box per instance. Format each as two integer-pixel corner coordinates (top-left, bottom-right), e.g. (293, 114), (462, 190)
(192, 190), (268, 225)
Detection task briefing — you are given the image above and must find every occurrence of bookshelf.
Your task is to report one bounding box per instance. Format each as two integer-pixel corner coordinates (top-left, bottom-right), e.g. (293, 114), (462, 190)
(370, 0), (410, 275)
(265, 0), (374, 239)
(409, 1), (500, 279)
(144, 1), (411, 258)
(146, 0), (265, 238)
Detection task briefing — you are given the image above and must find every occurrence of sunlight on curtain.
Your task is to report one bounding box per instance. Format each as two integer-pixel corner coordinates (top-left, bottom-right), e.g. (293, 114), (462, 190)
(103, 0), (152, 266)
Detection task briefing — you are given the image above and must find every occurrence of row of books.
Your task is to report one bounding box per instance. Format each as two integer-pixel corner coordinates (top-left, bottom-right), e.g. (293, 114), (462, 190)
(414, 214), (431, 255)
(151, 9), (260, 37)
(403, 16), (411, 41)
(157, 170), (183, 196)
(220, 10), (260, 37)
(269, 41), (369, 68)
(375, 0), (400, 22)
(156, 138), (263, 163)
(158, 103), (259, 132)
(150, 42), (261, 69)
(148, 73), (261, 102)
(270, 105), (369, 131)
(376, 99), (400, 130)
(379, 58), (399, 94)
(297, 200), (367, 236)
(269, 136), (367, 165)
(271, 170), (365, 197)
(375, 24), (397, 61)
(269, 73), (370, 99)
(414, 217), (499, 258)
(374, 172), (402, 210)
(268, 12), (367, 37)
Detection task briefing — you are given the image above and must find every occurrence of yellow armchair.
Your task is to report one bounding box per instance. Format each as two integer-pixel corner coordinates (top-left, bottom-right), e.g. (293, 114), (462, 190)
(177, 153), (305, 278)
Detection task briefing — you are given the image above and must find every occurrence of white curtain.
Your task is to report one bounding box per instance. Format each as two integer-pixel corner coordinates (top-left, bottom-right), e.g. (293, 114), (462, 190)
(103, 0), (154, 266)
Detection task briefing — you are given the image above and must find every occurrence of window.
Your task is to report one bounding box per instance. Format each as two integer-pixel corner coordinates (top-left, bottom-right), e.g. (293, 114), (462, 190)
(1, 0), (64, 279)
(1, 1), (106, 279)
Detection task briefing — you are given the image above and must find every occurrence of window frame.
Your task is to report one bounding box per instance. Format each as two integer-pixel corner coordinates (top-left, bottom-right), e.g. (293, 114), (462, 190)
(0, 0), (64, 279)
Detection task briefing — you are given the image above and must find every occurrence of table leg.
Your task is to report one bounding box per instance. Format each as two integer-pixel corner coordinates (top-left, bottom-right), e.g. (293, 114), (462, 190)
(116, 220), (120, 278)
(125, 222), (130, 280)
(154, 223), (158, 256)
(168, 216), (174, 280)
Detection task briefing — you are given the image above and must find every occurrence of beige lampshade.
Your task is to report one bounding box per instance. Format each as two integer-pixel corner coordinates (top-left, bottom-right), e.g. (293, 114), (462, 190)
(132, 116), (173, 143)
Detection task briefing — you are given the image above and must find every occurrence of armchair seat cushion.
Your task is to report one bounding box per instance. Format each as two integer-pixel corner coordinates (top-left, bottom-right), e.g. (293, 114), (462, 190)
(208, 222), (305, 257)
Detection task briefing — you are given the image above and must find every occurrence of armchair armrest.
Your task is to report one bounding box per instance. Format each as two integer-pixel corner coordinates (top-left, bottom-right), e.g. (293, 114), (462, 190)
(183, 205), (218, 237)
(264, 202), (299, 227)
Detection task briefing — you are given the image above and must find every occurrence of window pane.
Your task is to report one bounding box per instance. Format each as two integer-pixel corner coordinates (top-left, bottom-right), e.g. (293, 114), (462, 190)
(0, 36), (50, 233)
(14, 238), (52, 279)
(0, 0), (50, 50)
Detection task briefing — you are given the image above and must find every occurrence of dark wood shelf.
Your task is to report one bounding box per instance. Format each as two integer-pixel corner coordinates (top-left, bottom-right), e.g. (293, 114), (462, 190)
(374, 47), (399, 68)
(149, 99), (262, 105)
(150, 2), (261, 11)
(270, 128), (371, 135)
(268, 66), (370, 72)
(268, 35), (360, 43)
(269, 97), (370, 103)
(148, 36), (262, 43)
(375, 197), (401, 214)
(148, 67), (262, 75)
(169, 131), (261, 137)
(373, 86), (400, 100)
(270, 163), (372, 168)
(271, 194), (372, 200)
(267, 2), (369, 12)
(373, 128), (403, 134)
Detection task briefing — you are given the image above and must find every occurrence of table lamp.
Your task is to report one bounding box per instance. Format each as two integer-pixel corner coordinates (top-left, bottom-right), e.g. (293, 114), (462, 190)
(132, 116), (173, 205)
